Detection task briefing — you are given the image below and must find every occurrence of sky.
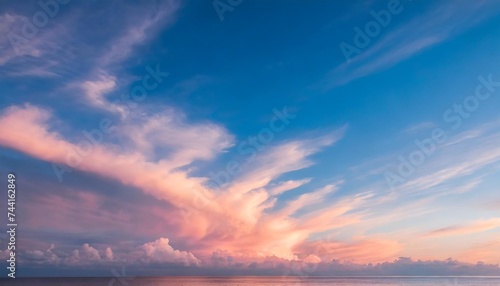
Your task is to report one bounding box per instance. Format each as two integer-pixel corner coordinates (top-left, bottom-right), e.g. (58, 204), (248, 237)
(0, 0), (500, 278)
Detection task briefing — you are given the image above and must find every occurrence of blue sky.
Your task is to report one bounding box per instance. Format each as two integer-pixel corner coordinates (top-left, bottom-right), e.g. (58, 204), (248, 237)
(1, 0), (500, 277)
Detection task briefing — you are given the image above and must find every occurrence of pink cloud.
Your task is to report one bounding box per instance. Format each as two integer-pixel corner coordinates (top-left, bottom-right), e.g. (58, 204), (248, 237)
(77, 74), (118, 111)
(0, 104), (401, 267)
(20, 237), (199, 267)
(66, 244), (102, 265)
(298, 238), (402, 264)
(103, 247), (114, 262)
(138, 238), (200, 266)
(425, 218), (500, 237)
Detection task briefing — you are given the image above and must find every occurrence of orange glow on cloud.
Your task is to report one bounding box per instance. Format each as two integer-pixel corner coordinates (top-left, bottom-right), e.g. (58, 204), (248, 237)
(0, 104), (361, 263)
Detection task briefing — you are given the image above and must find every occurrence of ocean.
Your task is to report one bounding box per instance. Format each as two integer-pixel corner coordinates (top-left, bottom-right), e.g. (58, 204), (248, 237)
(0, 277), (499, 285)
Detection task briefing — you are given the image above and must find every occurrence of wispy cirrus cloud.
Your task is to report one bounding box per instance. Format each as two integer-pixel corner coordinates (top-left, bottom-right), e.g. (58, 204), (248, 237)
(425, 218), (500, 237)
(66, 0), (181, 112)
(318, 0), (500, 89)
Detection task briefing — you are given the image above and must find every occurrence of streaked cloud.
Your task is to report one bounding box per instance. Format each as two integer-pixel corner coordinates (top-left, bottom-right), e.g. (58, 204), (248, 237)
(426, 218), (500, 237)
(318, 0), (500, 89)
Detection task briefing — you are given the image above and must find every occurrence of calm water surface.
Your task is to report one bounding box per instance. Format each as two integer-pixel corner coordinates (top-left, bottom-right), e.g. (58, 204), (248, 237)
(1, 277), (499, 285)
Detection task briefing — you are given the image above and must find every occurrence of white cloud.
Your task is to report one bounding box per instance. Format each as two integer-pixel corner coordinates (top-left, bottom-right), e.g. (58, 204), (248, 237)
(138, 238), (200, 266)
(100, 0), (181, 67)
